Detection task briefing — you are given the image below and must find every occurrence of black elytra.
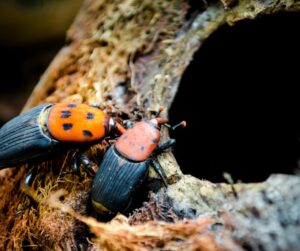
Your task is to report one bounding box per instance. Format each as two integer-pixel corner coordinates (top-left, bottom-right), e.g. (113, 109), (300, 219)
(0, 104), (60, 169)
(92, 146), (148, 214)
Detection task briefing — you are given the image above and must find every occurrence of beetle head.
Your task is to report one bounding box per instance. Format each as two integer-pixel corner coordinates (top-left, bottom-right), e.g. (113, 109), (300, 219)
(107, 117), (126, 135)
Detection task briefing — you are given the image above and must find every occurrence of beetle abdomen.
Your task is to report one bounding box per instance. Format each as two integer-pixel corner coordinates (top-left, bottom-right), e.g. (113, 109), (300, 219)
(91, 146), (148, 214)
(0, 104), (59, 169)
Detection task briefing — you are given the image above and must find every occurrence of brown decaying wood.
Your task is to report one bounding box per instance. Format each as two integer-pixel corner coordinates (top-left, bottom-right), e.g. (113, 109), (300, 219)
(1, 0), (300, 250)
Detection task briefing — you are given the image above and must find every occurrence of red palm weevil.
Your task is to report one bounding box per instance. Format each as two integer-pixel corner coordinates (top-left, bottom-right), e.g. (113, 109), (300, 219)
(91, 117), (186, 215)
(0, 103), (125, 176)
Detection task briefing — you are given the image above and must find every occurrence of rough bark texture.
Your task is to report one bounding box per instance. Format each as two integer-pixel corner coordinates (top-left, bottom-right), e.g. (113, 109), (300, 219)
(1, 0), (300, 250)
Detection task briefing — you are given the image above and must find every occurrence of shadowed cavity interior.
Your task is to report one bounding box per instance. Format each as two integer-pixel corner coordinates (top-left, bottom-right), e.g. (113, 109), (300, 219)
(169, 12), (300, 183)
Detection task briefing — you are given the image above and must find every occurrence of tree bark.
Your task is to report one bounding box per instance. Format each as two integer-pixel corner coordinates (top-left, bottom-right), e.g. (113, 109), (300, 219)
(1, 0), (300, 250)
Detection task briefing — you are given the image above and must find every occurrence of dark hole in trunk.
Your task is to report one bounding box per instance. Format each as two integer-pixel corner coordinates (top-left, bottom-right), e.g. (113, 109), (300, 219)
(170, 12), (300, 183)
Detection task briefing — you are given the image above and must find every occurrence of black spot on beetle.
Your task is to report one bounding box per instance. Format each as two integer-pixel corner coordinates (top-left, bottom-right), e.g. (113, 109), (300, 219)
(61, 110), (71, 118)
(63, 123), (73, 130)
(87, 112), (95, 119)
(83, 130), (93, 137)
(152, 138), (158, 143)
(67, 104), (77, 108)
(140, 146), (145, 151)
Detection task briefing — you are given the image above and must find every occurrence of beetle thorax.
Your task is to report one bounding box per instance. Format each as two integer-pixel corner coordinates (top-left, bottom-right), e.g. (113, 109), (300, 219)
(46, 103), (109, 143)
(115, 121), (160, 162)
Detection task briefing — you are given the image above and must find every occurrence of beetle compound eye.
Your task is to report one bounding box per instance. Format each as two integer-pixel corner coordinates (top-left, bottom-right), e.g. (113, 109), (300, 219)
(108, 117), (115, 132)
(108, 117), (125, 135)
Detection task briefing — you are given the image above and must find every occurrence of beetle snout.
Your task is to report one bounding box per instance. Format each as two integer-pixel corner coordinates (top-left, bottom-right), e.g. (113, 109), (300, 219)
(150, 117), (168, 127)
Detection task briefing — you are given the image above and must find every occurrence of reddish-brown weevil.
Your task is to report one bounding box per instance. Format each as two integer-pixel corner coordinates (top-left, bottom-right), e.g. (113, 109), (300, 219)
(91, 117), (186, 215)
(0, 103), (125, 179)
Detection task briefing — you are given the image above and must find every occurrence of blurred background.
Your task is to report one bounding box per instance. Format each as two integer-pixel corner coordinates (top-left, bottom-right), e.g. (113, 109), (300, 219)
(0, 0), (83, 125)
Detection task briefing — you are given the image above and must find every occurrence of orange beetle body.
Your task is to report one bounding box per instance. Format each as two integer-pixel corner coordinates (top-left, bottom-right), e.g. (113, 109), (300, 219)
(115, 120), (161, 162)
(91, 118), (181, 216)
(0, 103), (125, 170)
(48, 103), (110, 143)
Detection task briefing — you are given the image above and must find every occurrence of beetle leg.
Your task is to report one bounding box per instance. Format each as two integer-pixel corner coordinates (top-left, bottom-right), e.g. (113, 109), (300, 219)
(18, 168), (38, 214)
(76, 152), (95, 177)
(64, 151), (95, 178)
(69, 150), (95, 177)
(149, 159), (168, 187)
(153, 139), (176, 156)
(24, 168), (36, 187)
(22, 168), (39, 199)
(71, 154), (81, 176)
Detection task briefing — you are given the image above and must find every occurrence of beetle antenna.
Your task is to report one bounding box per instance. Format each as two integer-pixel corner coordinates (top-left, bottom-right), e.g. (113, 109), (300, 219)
(162, 123), (171, 128)
(171, 120), (186, 131)
(162, 121), (186, 130)
(150, 159), (168, 187)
